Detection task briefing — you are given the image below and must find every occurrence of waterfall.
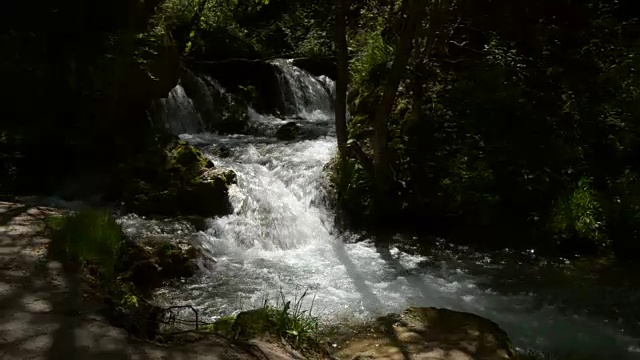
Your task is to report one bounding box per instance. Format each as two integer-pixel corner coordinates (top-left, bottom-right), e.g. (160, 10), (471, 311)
(152, 70), (225, 136)
(152, 84), (205, 135)
(124, 60), (640, 359)
(271, 58), (335, 116)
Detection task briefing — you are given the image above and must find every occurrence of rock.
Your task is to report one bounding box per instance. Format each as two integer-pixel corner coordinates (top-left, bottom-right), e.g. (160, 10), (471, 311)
(334, 307), (515, 360)
(116, 138), (234, 218)
(276, 122), (300, 141)
(121, 236), (201, 290)
(214, 146), (232, 158)
(247, 339), (306, 360)
(231, 308), (271, 339)
(203, 168), (237, 186)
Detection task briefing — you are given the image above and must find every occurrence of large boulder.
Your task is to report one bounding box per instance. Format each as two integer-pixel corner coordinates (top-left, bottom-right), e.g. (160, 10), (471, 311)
(334, 307), (515, 360)
(119, 235), (201, 290)
(115, 137), (235, 218)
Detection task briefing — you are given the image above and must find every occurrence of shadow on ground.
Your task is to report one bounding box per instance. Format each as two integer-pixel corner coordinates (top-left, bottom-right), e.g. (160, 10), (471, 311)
(0, 201), (270, 360)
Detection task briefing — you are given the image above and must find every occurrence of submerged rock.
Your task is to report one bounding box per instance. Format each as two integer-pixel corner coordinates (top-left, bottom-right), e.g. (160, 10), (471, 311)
(213, 145), (232, 158)
(276, 122), (300, 141)
(334, 307), (515, 360)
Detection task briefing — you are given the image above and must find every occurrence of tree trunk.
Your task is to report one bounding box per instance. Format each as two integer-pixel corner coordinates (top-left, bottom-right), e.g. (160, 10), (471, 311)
(372, 0), (429, 216)
(335, 0), (349, 158)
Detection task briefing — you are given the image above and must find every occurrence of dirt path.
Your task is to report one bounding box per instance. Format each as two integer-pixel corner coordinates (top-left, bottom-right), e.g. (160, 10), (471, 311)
(0, 201), (303, 360)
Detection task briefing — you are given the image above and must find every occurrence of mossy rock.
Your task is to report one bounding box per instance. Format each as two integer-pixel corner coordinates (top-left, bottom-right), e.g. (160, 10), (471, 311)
(119, 236), (200, 291)
(336, 307), (515, 360)
(276, 122), (300, 141)
(231, 308), (273, 339)
(115, 137), (234, 217)
(212, 145), (232, 158)
(203, 168), (237, 186)
(205, 315), (237, 337)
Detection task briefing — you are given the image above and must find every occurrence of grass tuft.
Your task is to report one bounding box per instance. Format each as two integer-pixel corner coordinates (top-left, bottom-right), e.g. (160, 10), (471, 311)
(210, 288), (321, 352)
(47, 209), (124, 280)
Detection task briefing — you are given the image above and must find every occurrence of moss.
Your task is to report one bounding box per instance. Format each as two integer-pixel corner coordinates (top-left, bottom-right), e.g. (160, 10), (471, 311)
(114, 136), (234, 217)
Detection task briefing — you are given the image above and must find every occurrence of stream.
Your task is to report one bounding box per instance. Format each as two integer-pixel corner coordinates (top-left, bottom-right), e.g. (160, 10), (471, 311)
(118, 59), (640, 358)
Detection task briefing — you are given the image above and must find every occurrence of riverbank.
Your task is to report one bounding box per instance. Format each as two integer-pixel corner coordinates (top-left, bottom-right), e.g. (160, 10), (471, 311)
(0, 201), (318, 359)
(0, 200), (525, 360)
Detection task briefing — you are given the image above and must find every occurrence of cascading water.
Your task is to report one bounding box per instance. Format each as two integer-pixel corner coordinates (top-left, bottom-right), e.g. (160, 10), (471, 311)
(121, 61), (640, 358)
(152, 83), (205, 135)
(271, 58), (335, 116)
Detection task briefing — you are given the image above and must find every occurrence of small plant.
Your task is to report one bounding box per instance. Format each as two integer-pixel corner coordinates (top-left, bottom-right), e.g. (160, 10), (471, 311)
(550, 177), (608, 249)
(220, 288), (321, 352)
(267, 289), (320, 348)
(47, 209), (124, 280)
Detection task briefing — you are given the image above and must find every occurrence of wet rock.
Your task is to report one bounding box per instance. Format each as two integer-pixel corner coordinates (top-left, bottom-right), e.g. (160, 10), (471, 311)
(213, 145), (232, 158)
(276, 122), (300, 141)
(121, 236), (201, 290)
(182, 215), (209, 232)
(232, 308), (271, 339)
(203, 168), (237, 186)
(116, 138), (234, 218)
(334, 307), (515, 360)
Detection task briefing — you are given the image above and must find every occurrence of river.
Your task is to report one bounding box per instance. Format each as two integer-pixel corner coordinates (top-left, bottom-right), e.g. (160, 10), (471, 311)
(117, 59), (640, 358)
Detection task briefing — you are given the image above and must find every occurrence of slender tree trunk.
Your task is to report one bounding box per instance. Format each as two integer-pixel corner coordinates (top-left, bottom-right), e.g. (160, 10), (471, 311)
(372, 0), (428, 216)
(335, 0), (349, 158)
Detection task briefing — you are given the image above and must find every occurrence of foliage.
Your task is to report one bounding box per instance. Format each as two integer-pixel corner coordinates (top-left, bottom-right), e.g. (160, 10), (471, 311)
(335, 0), (640, 256)
(210, 289), (320, 351)
(550, 178), (607, 250)
(2, 0), (180, 196)
(154, 0), (333, 60)
(48, 210), (124, 280)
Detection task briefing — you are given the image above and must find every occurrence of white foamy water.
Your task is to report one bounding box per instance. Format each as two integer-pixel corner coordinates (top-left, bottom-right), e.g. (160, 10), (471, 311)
(121, 61), (640, 359)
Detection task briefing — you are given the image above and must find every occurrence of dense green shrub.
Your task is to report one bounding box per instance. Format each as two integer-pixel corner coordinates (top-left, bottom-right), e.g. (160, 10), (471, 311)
(335, 0), (640, 256)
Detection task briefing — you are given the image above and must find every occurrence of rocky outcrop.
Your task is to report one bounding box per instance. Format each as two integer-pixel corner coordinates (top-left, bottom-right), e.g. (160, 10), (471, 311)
(114, 137), (235, 218)
(119, 235), (201, 290)
(333, 307), (515, 360)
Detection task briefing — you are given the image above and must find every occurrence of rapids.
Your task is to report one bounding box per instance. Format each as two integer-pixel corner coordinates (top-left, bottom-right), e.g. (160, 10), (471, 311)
(118, 59), (640, 358)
